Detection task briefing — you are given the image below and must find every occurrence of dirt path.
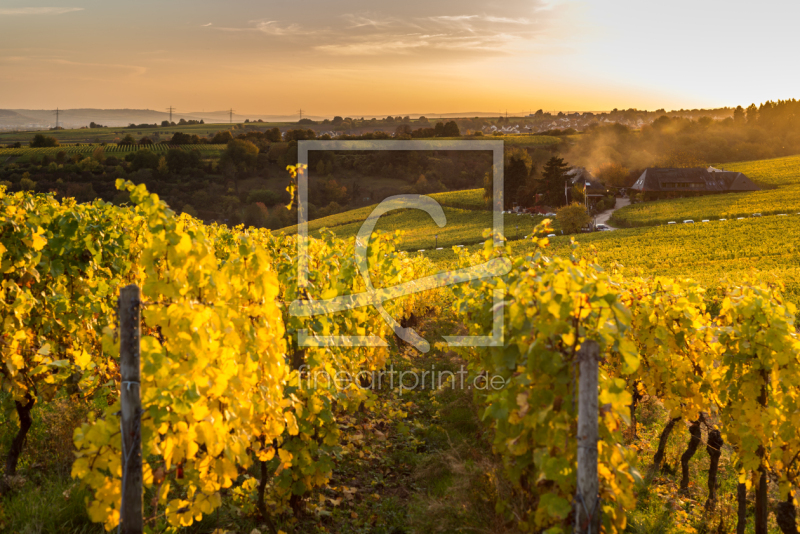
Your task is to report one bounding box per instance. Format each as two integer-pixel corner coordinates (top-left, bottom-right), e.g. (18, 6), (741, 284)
(595, 197), (630, 228)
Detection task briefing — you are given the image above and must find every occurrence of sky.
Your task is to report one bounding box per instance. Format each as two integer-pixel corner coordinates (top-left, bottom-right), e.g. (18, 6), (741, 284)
(1, 0), (799, 117)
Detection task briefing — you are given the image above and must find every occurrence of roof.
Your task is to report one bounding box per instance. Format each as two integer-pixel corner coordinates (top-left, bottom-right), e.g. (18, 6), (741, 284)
(631, 168), (761, 193)
(568, 167), (607, 193)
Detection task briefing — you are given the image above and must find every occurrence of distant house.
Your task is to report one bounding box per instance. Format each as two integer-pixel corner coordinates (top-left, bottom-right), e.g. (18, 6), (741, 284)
(568, 167), (611, 205)
(631, 167), (760, 198)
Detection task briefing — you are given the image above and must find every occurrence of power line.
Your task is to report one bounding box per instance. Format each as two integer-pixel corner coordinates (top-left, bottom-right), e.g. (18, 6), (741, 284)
(229, 108), (236, 124)
(298, 109), (303, 120)
(165, 106), (176, 123)
(53, 107), (60, 129)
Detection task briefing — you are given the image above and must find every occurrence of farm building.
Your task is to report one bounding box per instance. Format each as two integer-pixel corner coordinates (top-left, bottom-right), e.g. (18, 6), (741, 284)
(568, 167), (612, 199)
(631, 167), (760, 198)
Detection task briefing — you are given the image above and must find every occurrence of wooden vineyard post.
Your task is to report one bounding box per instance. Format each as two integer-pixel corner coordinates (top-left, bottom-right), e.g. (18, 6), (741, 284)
(119, 285), (143, 534)
(575, 339), (600, 534)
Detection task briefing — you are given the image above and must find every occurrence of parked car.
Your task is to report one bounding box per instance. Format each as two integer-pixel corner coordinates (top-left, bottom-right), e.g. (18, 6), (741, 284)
(683, 219), (694, 224)
(595, 223), (611, 231)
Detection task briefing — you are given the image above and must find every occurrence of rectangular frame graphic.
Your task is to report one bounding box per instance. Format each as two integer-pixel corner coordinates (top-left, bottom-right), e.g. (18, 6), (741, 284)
(294, 139), (505, 349)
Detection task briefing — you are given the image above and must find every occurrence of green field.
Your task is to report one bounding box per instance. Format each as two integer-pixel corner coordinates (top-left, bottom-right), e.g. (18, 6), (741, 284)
(610, 154), (800, 226)
(0, 122), (288, 145)
(495, 134), (562, 146)
(280, 188), (544, 250)
(0, 143), (227, 163)
(308, 207), (543, 251)
(412, 213), (800, 310)
(283, 189), (487, 234)
(408, 188), (486, 210)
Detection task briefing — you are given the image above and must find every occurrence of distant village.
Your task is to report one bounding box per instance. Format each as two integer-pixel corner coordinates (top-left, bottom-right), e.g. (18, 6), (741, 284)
(0, 107), (737, 134)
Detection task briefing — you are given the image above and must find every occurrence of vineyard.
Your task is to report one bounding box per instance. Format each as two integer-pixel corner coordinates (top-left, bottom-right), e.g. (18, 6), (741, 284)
(285, 188), (489, 236)
(282, 201), (545, 253)
(492, 134), (562, 147)
(521, 215), (800, 311)
(0, 143), (227, 160)
(0, 174), (799, 533)
(610, 154), (800, 227)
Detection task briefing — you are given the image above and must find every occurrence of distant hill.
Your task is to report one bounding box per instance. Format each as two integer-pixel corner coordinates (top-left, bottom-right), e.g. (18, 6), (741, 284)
(0, 108), (220, 130)
(0, 109), (39, 127)
(0, 108), (325, 130)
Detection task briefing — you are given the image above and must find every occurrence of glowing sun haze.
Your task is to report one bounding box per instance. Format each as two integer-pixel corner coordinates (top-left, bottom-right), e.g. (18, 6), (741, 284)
(1, 0), (798, 116)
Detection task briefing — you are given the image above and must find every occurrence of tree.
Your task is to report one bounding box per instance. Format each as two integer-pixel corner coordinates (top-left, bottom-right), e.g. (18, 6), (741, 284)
(264, 127), (281, 142)
(733, 105), (746, 125)
(211, 130), (234, 144)
(537, 156), (570, 208)
(746, 103), (759, 124)
(130, 149), (160, 171)
(221, 139), (259, 172)
(246, 189), (281, 207)
(181, 203), (198, 217)
(395, 124), (412, 138)
(434, 122), (445, 137)
(443, 121), (461, 137)
(119, 134), (136, 145)
(504, 149), (531, 209)
(161, 120), (170, 127)
(169, 132), (199, 144)
(166, 148), (201, 173)
(92, 146), (106, 163)
(556, 202), (590, 234)
(322, 178), (348, 204)
(29, 134), (59, 148)
(283, 129), (316, 142)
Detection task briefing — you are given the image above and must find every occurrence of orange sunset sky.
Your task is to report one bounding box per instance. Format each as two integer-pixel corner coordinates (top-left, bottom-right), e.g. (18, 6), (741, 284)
(1, 0), (799, 116)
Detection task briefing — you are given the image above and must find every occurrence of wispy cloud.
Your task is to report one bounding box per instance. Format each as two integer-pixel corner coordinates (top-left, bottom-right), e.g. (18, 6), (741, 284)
(254, 20), (306, 36)
(208, 2), (559, 62)
(343, 14), (397, 29)
(0, 7), (84, 16)
(201, 23), (212, 27)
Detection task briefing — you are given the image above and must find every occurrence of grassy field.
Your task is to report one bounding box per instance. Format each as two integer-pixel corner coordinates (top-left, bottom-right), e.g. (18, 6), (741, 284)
(514, 215), (800, 311)
(422, 188), (486, 210)
(279, 187), (546, 252)
(488, 134), (561, 147)
(610, 154), (800, 227)
(0, 122), (288, 144)
(307, 207), (543, 251)
(407, 213), (800, 316)
(0, 143), (226, 159)
(282, 189), (488, 235)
